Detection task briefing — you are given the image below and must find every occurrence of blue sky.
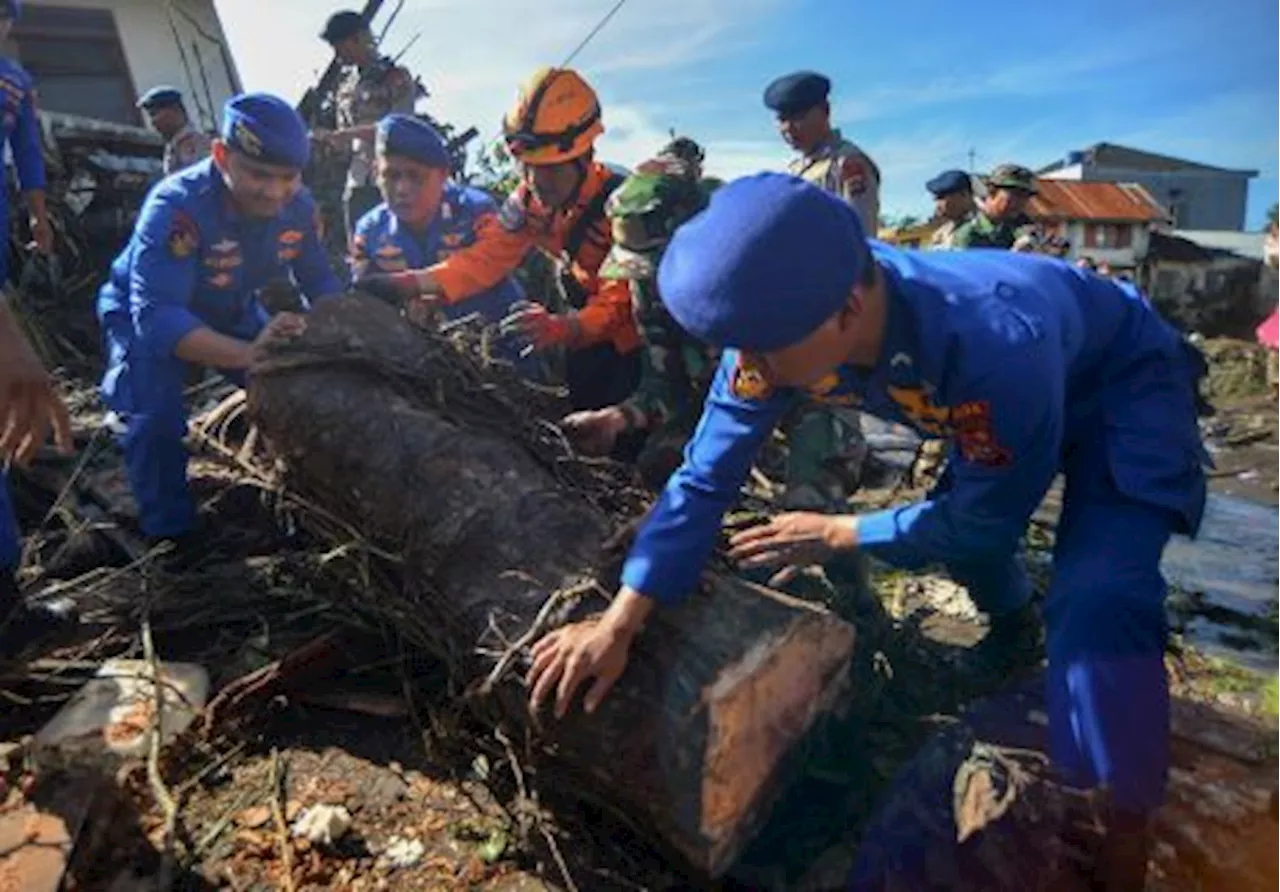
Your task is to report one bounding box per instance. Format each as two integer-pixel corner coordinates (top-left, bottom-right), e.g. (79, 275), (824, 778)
(216, 0), (1278, 228)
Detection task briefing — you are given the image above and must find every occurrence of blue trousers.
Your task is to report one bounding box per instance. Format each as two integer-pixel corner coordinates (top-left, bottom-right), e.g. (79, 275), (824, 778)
(0, 473), (19, 571)
(935, 356), (1202, 814)
(101, 311), (253, 539)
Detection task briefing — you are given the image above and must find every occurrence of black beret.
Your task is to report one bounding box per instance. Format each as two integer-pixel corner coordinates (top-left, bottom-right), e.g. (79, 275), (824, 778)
(321, 10), (365, 43)
(926, 169), (973, 197)
(763, 71), (831, 116)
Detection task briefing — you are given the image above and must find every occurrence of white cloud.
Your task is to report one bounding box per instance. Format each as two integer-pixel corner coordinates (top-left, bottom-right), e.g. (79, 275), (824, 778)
(212, 0), (782, 174)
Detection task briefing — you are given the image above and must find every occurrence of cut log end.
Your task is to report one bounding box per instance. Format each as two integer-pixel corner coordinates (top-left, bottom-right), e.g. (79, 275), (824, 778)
(700, 615), (855, 872)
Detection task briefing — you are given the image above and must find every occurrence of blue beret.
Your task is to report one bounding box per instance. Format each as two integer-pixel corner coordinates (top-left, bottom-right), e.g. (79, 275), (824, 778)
(926, 169), (972, 196)
(321, 10), (365, 43)
(137, 86), (185, 110)
(221, 93), (310, 170)
(1, 1), (20, 20)
(657, 173), (869, 352)
(763, 71), (831, 116)
(375, 115), (448, 168)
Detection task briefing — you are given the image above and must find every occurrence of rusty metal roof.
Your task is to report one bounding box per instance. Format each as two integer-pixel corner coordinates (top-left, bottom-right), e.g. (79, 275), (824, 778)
(1027, 179), (1169, 223)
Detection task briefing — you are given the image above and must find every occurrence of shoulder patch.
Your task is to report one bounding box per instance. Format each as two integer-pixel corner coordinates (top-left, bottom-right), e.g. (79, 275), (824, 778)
(729, 354), (773, 401)
(839, 155), (869, 195)
(167, 210), (199, 258)
(952, 400), (1012, 468)
(498, 193), (527, 233)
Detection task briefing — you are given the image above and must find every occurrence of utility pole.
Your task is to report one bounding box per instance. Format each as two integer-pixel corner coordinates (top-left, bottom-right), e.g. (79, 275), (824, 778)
(967, 148), (977, 172)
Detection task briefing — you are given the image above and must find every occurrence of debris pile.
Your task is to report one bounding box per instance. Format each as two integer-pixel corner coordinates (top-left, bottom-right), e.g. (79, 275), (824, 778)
(5, 113), (163, 373)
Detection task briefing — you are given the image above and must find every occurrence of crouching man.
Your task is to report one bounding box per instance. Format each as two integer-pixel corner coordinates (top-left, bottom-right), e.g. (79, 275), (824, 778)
(351, 114), (529, 364)
(528, 173), (1208, 891)
(96, 93), (343, 559)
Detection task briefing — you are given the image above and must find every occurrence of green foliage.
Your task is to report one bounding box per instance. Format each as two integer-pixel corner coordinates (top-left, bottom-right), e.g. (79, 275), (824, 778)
(471, 141), (521, 201)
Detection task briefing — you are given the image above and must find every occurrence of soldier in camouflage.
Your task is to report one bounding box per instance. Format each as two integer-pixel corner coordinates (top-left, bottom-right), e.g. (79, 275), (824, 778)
(314, 10), (420, 238)
(948, 163), (1040, 250)
(560, 137), (719, 487)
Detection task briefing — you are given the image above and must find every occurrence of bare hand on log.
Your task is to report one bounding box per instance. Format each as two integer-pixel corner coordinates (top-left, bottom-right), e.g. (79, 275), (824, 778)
(560, 407), (629, 456)
(727, 512), (858, 586)
(0, 304), (73, 466)
(527, 587), (654, 718)
(252, 312), (307, 361)
(29, 215), (54, 255)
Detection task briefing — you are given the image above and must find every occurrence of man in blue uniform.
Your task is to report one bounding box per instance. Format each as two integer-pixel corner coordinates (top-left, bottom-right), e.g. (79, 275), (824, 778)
(96, 93), (343, 552)
(526, 174), (1207, 889)
(1, 301), (76, 653)
(1, 0), (74, 652)
(351, 115), (526, 336)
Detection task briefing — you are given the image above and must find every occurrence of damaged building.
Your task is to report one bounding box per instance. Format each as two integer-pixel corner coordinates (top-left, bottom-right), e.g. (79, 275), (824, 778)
(3, 0), (241, 365)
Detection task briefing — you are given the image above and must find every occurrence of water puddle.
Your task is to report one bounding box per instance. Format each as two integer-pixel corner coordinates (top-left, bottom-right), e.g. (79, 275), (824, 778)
(861, 418), (1278, 673)
(1162, 493), (1278, 673)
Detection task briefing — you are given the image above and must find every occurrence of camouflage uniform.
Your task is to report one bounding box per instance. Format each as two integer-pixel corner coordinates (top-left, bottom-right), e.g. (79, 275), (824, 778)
(334, 55), (417, 234)
(784, 129), (877, 509)
(599, 139), (719, 486)
(949, 164), (1039, 251)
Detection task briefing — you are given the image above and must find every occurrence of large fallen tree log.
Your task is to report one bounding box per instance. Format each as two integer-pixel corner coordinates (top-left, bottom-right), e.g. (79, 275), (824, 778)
(245, 296), (856, 876)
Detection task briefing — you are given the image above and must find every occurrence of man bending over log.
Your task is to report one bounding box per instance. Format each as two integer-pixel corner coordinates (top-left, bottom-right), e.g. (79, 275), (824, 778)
(528, 173), (1209, 890)
(95, 93), (342, 562)
(349, 114), (535, 374)
(358, 68), (644, 446)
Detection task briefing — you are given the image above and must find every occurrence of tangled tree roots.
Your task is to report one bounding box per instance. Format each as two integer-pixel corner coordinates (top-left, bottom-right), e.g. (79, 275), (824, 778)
(245, 296), (857, 876)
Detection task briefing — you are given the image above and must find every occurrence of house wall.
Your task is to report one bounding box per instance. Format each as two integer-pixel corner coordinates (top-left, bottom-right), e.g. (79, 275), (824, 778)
(1038, 220), (1150, 267)
(1082, 166), (1248, 231)
(1040, 156), (1249, 231)
(1149, 254), (1271, 335)
(20, 0), (241, 131)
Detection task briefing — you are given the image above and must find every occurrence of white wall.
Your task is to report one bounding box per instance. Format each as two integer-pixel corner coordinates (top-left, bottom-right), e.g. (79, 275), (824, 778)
(1041, 164), (1084, 180)
(1059, 220), (1148, 267)
(25, 0), (242, 131)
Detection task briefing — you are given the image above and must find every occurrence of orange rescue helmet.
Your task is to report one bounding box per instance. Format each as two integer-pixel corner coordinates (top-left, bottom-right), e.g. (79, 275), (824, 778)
(502, 67), (604, 166)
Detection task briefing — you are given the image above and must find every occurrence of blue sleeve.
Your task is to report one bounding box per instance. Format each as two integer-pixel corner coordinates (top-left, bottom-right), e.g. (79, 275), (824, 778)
(857, 329), (1065, 568)
(290, 194), (343, 302)
(128, 191), (203, 358)
(620, 350), (796, 605)
(349, 212), (379, 285)
(12, 74), (47, 192)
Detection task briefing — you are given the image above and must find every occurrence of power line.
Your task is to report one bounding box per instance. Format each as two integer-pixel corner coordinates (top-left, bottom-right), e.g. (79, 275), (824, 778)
(477, 0), (630, 159)
(560, 0), (629, 68)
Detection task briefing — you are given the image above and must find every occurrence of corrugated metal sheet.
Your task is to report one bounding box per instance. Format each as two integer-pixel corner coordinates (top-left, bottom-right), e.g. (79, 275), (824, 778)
(1027, 179), (1168, 223)
(1173, 230), (1267, 262)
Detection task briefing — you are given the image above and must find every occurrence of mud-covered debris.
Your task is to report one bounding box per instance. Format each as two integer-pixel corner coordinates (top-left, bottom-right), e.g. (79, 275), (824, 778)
(292, 804), (353, 845)
(378, 835), (425, 869)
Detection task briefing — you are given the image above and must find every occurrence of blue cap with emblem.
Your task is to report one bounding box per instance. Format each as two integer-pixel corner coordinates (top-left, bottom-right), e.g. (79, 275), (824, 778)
(220, 92), (310, 170)
(926, 169), (972, 197)
(763, 71), (831, 117)
(375, 114), (449, 168)
(137, 86), (186, 110)
(657, 172), (869, 352)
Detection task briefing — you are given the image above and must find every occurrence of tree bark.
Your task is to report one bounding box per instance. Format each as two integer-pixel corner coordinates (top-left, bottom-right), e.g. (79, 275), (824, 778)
(246, 297), (856, 876)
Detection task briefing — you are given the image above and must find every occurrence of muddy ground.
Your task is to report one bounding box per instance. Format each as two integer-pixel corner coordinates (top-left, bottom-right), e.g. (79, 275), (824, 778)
(1, 337), (1276, 892)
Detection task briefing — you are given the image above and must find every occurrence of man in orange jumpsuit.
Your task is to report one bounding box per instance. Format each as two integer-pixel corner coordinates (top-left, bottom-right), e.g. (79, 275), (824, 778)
(361, 67), (641, 421)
